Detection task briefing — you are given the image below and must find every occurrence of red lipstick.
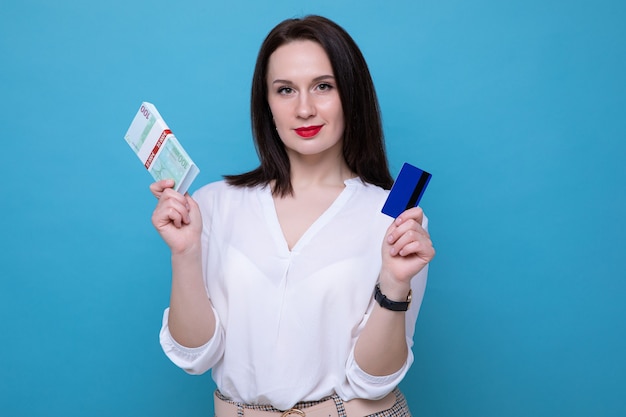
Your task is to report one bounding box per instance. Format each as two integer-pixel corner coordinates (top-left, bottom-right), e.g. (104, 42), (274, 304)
(294, 125), (322, 138)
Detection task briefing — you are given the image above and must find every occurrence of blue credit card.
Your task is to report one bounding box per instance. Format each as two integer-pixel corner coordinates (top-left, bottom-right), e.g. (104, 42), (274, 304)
(381, 163), (432, 218)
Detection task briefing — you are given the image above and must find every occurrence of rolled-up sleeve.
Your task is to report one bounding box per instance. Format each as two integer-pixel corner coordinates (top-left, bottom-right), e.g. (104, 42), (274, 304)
(159, 306), (225, 375)
(343, 345), (413, 399)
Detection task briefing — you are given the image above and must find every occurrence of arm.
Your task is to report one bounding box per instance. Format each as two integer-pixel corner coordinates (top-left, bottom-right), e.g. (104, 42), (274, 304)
(354, 207), (435, 376)
(150, 179), (216, 348)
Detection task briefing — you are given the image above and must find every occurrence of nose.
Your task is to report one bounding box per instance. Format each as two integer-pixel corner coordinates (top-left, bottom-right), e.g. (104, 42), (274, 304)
(296, 92), (315, 119)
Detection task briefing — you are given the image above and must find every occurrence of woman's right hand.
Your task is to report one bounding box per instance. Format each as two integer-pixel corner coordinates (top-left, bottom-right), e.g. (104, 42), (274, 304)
(150, 179), (202, 255)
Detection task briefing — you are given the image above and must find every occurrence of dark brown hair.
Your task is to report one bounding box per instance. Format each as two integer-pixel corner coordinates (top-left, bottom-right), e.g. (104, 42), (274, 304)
(224, 15), (393, 195)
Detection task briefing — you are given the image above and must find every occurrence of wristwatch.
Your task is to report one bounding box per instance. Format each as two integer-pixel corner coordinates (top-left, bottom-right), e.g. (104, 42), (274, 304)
(374, 283), (412, 312)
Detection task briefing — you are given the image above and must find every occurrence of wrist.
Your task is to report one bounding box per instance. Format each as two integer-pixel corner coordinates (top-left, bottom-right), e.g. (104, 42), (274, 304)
(377, 271), (411, 301)
(171, 240), (202, 259)
(374, 283), (412, 312)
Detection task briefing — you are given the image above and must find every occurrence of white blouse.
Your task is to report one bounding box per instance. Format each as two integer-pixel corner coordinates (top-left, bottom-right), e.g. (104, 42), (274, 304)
(159, 178), (428, 410)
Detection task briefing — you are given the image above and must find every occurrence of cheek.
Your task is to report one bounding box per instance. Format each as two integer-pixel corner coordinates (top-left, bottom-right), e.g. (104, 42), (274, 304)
(329, 106), (345, 131)
(269, 105), (290, 138)
(268, 101), (288, 126)
(319, 99), (344, 122)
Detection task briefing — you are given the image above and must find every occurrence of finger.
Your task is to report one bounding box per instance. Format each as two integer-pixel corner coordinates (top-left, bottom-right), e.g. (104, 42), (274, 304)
(185, 193), (199, 214)
(388, 227), (422, 255)
(158, 187), (189, 207)
(393, 234), (435, 258)
(184, 193), (196, 206)
(386, 218), (428, 246)
(153, 198), (191, 228)
(169, 198), (192, 226)
(149, 179), (176, 199)
(389, 222), (432, 254)
(165, 205), (187, 228)
(152, 205), (181, 229)
(395, 206), (424, 226)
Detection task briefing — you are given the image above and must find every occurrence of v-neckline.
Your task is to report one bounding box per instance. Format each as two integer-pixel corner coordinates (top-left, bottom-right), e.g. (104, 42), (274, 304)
(260, 179), (359, 254)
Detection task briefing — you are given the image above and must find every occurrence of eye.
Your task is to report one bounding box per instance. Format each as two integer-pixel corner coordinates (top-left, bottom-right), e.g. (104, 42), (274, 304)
(277, 86), (294, 95)
(317, 83), (334, 92)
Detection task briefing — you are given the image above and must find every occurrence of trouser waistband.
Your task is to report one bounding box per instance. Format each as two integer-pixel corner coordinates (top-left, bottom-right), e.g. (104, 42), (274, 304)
(214, 390), (396, 417)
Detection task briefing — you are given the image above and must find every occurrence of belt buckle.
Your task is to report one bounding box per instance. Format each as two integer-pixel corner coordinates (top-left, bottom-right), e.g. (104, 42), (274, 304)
(281, 408), (306, 417)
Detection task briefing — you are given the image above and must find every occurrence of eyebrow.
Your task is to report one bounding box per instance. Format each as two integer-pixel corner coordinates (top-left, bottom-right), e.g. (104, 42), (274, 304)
(271, 74), (335, 85)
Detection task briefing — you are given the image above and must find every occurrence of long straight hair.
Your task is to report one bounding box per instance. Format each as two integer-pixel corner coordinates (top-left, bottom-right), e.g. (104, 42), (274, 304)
(224, 15), (393, 195)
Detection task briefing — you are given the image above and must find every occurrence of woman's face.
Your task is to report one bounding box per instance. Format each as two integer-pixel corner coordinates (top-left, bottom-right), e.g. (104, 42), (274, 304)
(266, 40), (345, 162)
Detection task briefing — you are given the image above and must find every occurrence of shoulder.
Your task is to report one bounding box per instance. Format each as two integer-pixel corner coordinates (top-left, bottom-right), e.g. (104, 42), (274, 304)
(346, 178), (390, 211)
(342, 178), (390, 229)
(191, 180), (265, 213)
(191, 180), (231, 200)
(192, 180), (262, 199)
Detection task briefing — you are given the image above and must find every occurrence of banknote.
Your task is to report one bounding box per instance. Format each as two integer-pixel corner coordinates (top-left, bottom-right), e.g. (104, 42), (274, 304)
(124, 102), (199, 194)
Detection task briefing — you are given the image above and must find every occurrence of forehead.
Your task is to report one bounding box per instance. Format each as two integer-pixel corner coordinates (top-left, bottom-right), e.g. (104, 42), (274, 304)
(266, 40), (334, 79)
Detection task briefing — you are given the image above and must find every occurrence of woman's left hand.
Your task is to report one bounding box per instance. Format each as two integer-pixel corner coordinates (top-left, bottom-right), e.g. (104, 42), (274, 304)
(380, 206), (435, 287)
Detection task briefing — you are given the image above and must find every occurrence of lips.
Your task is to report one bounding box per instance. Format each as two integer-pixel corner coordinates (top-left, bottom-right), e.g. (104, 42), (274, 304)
(294, 125), (323, 138)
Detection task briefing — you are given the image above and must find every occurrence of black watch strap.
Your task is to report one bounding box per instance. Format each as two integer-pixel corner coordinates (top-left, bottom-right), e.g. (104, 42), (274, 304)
(374, 283), (412, 312)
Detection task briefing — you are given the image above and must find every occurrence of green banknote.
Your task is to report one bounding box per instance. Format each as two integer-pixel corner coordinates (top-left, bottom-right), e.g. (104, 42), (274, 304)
(124, 102), (200, 194)
(149, 135), (191, 186)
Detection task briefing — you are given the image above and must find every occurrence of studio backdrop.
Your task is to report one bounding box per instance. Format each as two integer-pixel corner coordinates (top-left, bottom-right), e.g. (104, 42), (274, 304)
(1, 0), (624, 416)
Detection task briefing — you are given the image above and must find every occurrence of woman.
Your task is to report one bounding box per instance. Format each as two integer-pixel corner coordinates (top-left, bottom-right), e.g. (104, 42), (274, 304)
(150, 15), (434, 417)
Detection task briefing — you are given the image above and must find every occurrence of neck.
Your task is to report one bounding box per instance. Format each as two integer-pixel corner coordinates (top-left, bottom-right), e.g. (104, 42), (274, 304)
(287, 151), (354, 190)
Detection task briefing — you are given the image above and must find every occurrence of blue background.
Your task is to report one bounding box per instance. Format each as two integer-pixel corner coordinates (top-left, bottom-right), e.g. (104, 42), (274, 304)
(1, 0), (624, 416)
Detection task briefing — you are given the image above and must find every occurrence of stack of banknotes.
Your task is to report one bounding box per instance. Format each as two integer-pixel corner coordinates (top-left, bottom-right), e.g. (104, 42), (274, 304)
(124, 102), (199, 194)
